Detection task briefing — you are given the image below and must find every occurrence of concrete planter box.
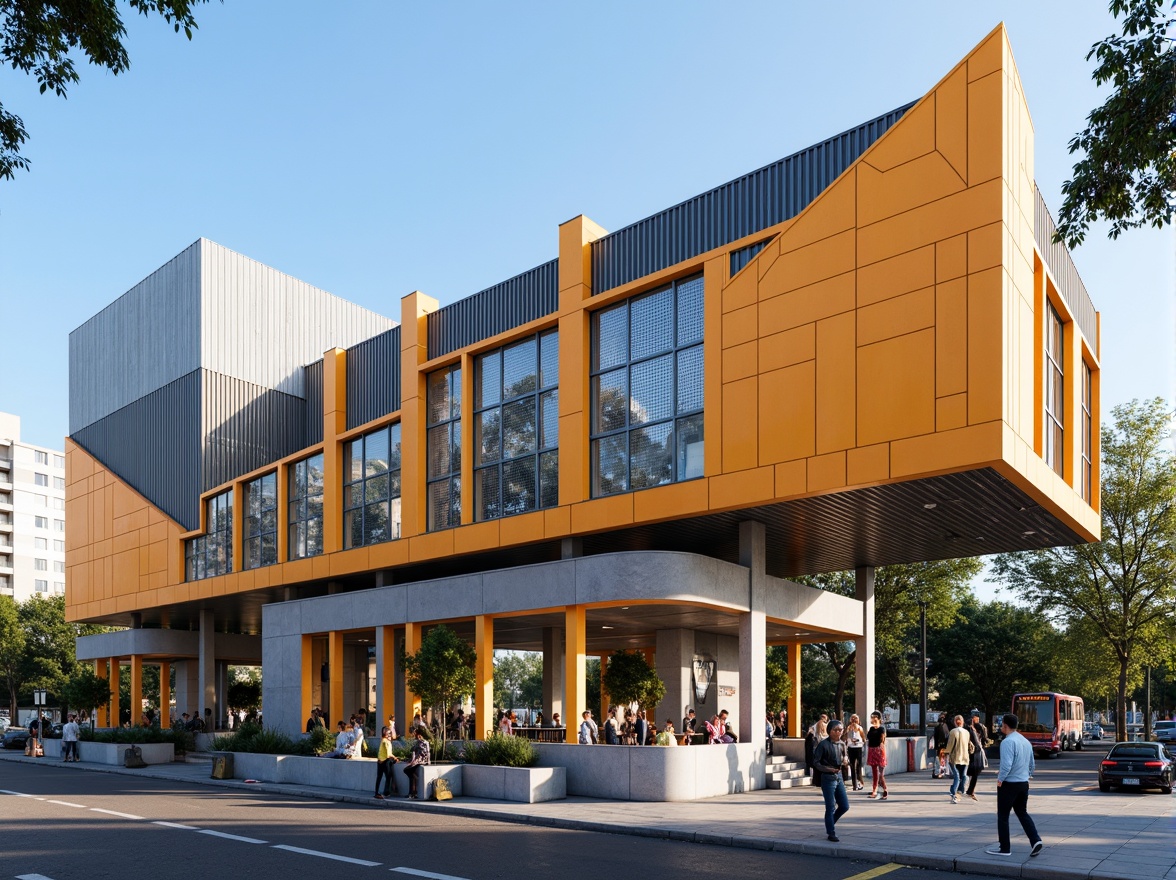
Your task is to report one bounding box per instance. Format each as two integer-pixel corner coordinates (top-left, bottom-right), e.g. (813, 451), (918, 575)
(462, 764), (566, 802)
(532, 742), (765, 801)
(74, 741), (175, 765)
(225, 753), (463, 800)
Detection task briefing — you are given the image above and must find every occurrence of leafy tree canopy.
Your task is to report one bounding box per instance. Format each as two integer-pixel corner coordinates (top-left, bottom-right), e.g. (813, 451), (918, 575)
(402, 624), (476, 754)
(1056, 0), (1176, 246)
(0, 0), (213, 180)
(993, 398), (1176, 740)
(61, 668), (112, 718)
(492, 651), (543, 711)
(601, 651), (665, 711)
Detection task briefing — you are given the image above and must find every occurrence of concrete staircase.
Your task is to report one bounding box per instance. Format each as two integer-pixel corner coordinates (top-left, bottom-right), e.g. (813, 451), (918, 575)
(766, 754), (812, 789)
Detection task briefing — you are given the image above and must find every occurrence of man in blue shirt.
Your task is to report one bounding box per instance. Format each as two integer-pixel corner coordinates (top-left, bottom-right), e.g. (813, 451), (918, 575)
(986, 713), (1043, 857)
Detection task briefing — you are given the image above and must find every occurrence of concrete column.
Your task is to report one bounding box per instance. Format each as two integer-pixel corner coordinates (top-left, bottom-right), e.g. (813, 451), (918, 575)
(738, 521), (767, 745)
(655, 628), (694, 733)
(403, 622), (421, 721)
(541, 627), (564, 723)
(159, 661), (170, 725)
(375, 626), (396, 733)
(474, 616), (493, 740)
(109, 658), (120, 726)
(173, 660), (199, 720)
(855, 565), (876, 723)
(198, 609), (215, 732)
(328, 630), (344, 731)
(129, 655), (143, 726)
(787, 642), (802, 737)
(563, 605), (586, 744)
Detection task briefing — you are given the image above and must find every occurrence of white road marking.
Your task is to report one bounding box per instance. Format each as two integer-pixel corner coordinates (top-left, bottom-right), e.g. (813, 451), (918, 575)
(198, 829), (267, 844)
(390, 869), (472, 880)
(272, 845), (381, 866)
(17, 874), (59, 880)
(0, 789), (26, 796)
(89, 808), (144, 820)
(46, 800), (86, 808)
(153, 820), (199, 830)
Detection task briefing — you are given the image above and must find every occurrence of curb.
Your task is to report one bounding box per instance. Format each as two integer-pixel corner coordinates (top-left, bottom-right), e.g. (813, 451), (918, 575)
(0, 752), (1151, 880)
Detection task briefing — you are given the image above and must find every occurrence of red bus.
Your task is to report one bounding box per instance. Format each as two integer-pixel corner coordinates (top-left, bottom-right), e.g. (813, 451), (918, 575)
(1011, 692), (1085, 756)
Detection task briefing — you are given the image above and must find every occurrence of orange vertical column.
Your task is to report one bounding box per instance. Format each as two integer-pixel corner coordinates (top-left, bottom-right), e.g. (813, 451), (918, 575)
(159, 661), (170, 726)
(399, 292), (440, 539)
(460, 352), (474, 526)
(556, 216), (606, 507)
(563, 605), (586, 744)
(276, 461), (289, 564)
(403, 621), (421, 721)
(129, 655), (143, 726)
(94, 660), (108, 727)
(787, 642), (802, 738)
(375, 625), (396, 734)
(109, 658), (120, 727)
(474, 616), (493, 740)
(322, 348), (348, 554)
(300, 634), (314, 729)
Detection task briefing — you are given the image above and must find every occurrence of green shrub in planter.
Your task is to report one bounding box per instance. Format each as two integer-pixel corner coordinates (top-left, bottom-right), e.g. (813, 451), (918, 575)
(307, 725), (335, 755)
(463, 733), (539, 768)
(82, 727), (181, 745)
(210, 723), (314, 756)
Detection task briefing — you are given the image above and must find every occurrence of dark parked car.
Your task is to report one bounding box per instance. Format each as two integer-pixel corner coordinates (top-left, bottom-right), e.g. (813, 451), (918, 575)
(1, 727), (30, 750)
(1099, 742), (1174, 794)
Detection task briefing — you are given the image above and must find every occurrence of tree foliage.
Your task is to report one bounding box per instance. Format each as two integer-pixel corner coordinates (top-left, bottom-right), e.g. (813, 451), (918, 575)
(601, 651), (665, 711)
(61, 668), (112, 719)
(226, 679), (261, 713)
(993, 399), (1176, 740)
(0, 0), (213, 180)
(1056, 0), (1176, 247)
(765, 657), (793, 715)
(0, 596), (25, 717)
(927, 597), (1053, 723)
(492, 651), (542, 711)
(402, 624), (476, 756)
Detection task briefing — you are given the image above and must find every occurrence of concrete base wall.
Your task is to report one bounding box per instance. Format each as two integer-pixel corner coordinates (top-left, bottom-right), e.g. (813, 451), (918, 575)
(45, 740), (175, 765)
(227, 753), (462, 800)
(771, 734), (929, 774)
(462, 764), (566, 802)
(532, 742), (766, 801)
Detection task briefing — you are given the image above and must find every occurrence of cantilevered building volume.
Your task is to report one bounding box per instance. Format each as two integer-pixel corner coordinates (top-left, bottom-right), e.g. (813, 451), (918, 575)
(68, 26), (1099, 797)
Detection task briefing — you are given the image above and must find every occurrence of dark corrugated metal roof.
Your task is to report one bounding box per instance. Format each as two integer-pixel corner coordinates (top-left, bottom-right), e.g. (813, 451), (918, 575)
(591, 102), (916, 294)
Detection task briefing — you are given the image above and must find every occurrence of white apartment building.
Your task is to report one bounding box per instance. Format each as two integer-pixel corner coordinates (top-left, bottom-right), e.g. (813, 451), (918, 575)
(0, 412), (66, 602)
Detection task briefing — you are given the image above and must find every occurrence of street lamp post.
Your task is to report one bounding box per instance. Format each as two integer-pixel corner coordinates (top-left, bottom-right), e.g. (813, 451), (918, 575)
(32, 688), (46, 758)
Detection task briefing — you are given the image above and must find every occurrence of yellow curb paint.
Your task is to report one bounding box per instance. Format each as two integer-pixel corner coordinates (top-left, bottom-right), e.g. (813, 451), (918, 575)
(841, 865), (905, 880)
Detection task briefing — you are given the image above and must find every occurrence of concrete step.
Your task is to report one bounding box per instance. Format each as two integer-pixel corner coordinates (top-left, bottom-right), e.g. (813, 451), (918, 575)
(767, 766), (809, 780)
(768, 775), (812, 789)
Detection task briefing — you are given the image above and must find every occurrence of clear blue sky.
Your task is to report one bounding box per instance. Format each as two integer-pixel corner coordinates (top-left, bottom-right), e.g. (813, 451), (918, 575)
(0, 2), (1171, 599)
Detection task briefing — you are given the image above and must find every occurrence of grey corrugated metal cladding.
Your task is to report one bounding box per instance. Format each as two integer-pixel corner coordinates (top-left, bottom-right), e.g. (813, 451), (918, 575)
(346, 327), (401, 429)
(590, 103), (916, 294)
(1033, 189), (1097, 345)
(427, 260), (559, 359)
(305, 359), (324, 445)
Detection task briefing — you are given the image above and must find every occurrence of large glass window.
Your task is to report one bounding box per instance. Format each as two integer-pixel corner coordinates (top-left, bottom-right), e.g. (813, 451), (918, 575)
(185, 489), (233, 580)
(475, 331), (559, 521)
(344, 425), (402, 548)
(590, 274), (704, 497)
(427, 365), (462, 531)
(1081, 361), (1093, 502)
(243, 472), (277, 569)
(288, 453), (325, 559)
(1044, 303), (1064, 477)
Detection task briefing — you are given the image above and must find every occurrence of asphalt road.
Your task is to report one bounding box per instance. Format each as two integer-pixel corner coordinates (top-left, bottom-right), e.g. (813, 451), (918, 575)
(0, 761), (957, 880)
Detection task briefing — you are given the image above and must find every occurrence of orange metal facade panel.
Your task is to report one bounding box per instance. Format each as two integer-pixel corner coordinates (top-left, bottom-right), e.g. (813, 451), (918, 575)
(758, 362), (815, 465)
(709, 466), (775, 512)
(775, 173), (856, 255)
(722, 376), (759, 471)
(723, 260), (760, 313)
(935, 65), (969, 181)
(815, 312), (857, 454)
(760, 230), (856, 299)
(498, 510), (546, 547)
(967, 268), (1004, 424)
(807, 451), (847, 493)
(846, 443), (890, 486)
(409, 529), (454, 563)
(968, 222), (1003, 274)
(891, 420), (1002, 479)
(759, 272), (856, 336)
(936, 235), (968, 284)
(857, 286), (935, 348)
(570, 493), (634, 535)
(721, 304), (757, 348)
(857, 152), (967, 227)
(773, 459), (807, 499)
(863, 97), (936, 172)
(857, 329), (936, 447)
(858, 245), (935, 307)
(722, 341), (758, 383)
(632, 479), (709, 525)
(967, 72), (1004, 186)
(967, 29), (1005, 82)
(936, 393), (969, 432)
(759, 324), (816, 373)
(935, 278), (969, 397)
(543, 505), (572, 539)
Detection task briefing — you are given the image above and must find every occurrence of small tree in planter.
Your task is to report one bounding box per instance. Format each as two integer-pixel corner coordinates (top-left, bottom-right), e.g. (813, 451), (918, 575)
(402, 624), (475, 759)
(61, 668), (111, 729)
(601, 651), (666, 728)
(226, 680), (262, 718)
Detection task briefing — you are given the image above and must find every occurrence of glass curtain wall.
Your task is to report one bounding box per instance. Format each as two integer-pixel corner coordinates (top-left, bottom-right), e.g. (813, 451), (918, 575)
(243, 472), (277, 569)
(426, 365), (462, 530)
(590, 274), (704, 497)
(474, 330), (559, 520)
(184, 489), (233, 580)
(288, 453), (325, 559)
(1044, 303), (1064, 477)
(344, 424), (402, 548)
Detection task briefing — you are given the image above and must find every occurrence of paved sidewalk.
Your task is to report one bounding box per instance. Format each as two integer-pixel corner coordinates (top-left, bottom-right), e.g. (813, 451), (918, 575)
(2, 749), (1172, 880)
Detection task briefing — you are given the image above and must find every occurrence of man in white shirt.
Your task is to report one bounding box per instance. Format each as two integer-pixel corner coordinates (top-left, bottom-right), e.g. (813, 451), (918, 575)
(61, 714), (80, 762)
(578, 710), (598, 744)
